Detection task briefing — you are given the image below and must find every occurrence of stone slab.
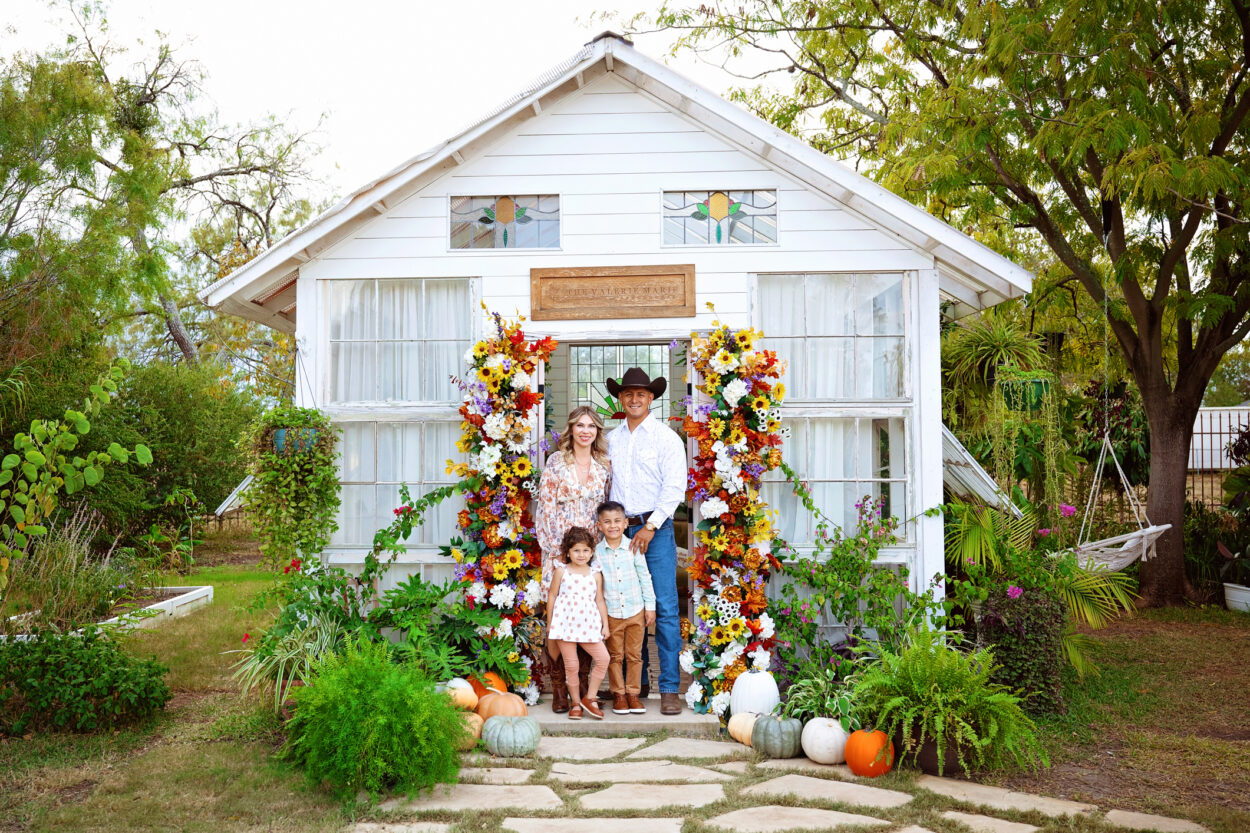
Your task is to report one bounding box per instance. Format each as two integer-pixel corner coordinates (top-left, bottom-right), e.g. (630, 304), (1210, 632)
(713, 760), (751, 774)
(503, 819), (684, 833)
(548, 759), (732, 783)
(941, 810), (1040, 833)
(530, 696), (721, 736)
(457, 766), (533, 784)
(895, 828), (938, 833)
(706, 805), (890, 832)
(626, 737), (745, 760)
(1104, 809), (1209, 833)
(758, 757), (858, 779)
(916, 774), (1095, 818)
(580, 782), (726, 810)
(351, 825), (452, 833)
(535, 735), (647, 760)
(379, 783), (562, 813)
(743, 773), (913, 809)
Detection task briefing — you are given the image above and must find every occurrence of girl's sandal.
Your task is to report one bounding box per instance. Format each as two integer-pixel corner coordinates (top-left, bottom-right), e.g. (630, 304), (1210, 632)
(568, 703), (583, 720)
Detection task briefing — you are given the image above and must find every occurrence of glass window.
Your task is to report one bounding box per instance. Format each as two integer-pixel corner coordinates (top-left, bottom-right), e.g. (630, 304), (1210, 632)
(330, 420), (464, 548)
(663, 190), (777, 245)
(327, 278), (470, 403)
(564, 342), (678, 427)
(450, 195), (560, 249)
(761, 416), (907, 543)
(758, 273), (905, 400)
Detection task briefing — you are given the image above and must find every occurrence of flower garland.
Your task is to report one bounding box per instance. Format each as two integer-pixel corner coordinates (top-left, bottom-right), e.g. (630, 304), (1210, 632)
(441, 309), (557, 705)
(679, 321), (786, 717)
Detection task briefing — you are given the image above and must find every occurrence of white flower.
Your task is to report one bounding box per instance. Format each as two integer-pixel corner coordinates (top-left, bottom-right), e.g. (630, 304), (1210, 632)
(709, 349), (740, 375)
(512, 370), (531, 390)
(490, 583), (517, 609)
(476, 624), (493, 637)
(757, 612), (775, 639)
(464, 345), (478, 364)
(720, 640), (745, 666)
(680, 650), (695, 674)
(497, 519), (516, 543)
(478, 444), (502, 471)
(494, 618), (514, 639)
(524, 579), (541, 602)
(468, 581), (488, 603)
(520, 683), (540, 706)
(485, 354), (507, 370)
(749, 648), (772, 671)
(711, 691), (732, 716)
(684, 682), (704, 709)
(701, 496), (730, 518)
(484, 412), (508, 441)
(722, 378), (749, 407)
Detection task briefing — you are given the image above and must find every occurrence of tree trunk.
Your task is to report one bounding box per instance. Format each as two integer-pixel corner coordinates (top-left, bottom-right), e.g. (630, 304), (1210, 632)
(1138, 402), (1199, 606)
(159, 292), (198, 364)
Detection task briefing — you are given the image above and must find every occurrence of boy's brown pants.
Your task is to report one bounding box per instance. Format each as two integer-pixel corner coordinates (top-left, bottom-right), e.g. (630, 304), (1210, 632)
(606, 610), (645, 696)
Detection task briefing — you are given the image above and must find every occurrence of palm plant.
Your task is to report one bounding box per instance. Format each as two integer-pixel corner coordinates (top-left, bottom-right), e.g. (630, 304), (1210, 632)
(943, 313), (1048, 397)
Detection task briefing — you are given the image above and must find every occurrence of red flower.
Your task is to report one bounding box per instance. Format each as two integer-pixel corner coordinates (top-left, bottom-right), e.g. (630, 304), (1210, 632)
(242, 633), (250, 644)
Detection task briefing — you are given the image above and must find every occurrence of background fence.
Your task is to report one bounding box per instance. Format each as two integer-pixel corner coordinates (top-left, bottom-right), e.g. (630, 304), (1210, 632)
(1187, 407), (1250, 506)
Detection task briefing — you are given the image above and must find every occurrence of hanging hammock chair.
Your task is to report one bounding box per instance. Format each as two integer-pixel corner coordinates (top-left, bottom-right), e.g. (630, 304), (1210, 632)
(1072, 434), (1171, 571)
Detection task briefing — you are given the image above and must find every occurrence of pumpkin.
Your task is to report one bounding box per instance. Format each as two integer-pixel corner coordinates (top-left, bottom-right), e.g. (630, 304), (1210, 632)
(801, 717), (851, 765)
(476, 690), (528, 719)
(729, 669), (780, 717)
(444, 678), (479, 711)
(728, 712), (759, 747)
(482, 715), (541, 757)
(845, 728), (894, 777)
(469, 671), (507, 698)
(458, 712), (484, 751)
(750, 714), (803, 758)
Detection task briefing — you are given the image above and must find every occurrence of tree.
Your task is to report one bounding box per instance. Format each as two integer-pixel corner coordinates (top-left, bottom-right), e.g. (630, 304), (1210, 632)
(641, 0), (1250, 603)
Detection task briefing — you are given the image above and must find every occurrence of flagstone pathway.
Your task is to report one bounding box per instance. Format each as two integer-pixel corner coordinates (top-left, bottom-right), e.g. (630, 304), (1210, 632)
(355, 733), (1211, 833)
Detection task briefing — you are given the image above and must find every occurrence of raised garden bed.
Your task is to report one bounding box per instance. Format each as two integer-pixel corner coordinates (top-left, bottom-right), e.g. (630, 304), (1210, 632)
(4, 585), (214, 639)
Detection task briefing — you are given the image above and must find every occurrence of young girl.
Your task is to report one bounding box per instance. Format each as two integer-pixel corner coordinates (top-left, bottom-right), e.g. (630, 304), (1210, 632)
(546, 526), (610, 719)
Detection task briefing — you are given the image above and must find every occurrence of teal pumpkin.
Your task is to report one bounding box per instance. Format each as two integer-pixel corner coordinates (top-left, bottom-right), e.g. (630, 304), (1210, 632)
(751, 714), (803, 758)
(481, 715), (541, 757)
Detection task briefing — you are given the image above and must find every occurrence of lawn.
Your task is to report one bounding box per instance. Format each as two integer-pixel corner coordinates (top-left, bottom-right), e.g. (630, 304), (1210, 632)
(2, 526), (1248, 833)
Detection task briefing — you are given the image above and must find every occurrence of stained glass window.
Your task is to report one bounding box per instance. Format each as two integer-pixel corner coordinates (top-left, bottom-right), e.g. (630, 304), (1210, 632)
(450, 195), (560, 249)
(663, 190), (777, 245)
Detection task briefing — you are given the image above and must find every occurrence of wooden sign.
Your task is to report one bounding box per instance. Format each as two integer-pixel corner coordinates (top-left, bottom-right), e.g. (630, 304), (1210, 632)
(530, 265), (696, 320)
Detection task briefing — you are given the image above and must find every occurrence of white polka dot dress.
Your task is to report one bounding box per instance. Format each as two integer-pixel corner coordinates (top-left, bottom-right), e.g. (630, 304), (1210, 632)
(547, 570), (602, 643)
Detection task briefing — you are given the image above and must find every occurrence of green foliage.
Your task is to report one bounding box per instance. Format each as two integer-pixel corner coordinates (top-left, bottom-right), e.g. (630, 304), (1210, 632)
(281, 638), (462, 800)
(852, 627), (1048, 775)
(0, 626), (171, 735)
(978, 584), (1068, 715)
(943, 313), (1048, 418)
(246, 406), (340, 568)
(1182, 500), (1245, 599)
(778, 663), (860, 731)
(228, 612), (345, 715)
(0, 361), (151, 593)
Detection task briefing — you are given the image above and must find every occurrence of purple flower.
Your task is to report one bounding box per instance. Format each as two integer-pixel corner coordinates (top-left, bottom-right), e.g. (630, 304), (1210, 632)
(669, 339), (680, 350)
(1037, 528), (1052, 537)
(1007, 585), (1024, 600)
(1060, 503), (1076, 518)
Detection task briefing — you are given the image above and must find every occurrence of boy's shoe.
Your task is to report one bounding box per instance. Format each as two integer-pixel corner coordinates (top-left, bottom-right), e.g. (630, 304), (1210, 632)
(627, 694), (646, 714)
(612, 694), (631, 715)
(568, 704), (583, 720)
(583, 699), (605, 720)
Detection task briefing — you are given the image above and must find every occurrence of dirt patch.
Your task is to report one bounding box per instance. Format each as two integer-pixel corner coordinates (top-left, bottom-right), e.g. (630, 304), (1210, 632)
(54, 778), (96, 805)
(194, 536), (262, 568)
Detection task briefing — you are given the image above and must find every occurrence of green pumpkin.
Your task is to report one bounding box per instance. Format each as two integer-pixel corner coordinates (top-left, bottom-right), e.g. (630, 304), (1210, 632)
(481, 715), (542, 757)
(751, 714), (803, 758)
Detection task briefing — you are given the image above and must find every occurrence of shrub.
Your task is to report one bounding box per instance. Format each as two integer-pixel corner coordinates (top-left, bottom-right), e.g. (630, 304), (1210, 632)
(1184, 500), (1246, 601)
(281, 637), (463, 799)
(0, 627), (171, 734)
(852, 627), (1047, 775)
(978, 583), (1067, 715)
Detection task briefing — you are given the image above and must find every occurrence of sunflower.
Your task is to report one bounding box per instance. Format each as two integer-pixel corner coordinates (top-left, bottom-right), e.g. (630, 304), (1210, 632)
(473, 341), (490, 359)
(478, 365), (498, 382)
(696, 603), (714, 622)
(726, 618), (747, 639)
(774, 382), (786, 401)
(750, 395), (769, 412)
(709, 625), (731, 646)
(503, 549), (524, 569)
(512, 457), (533, 477)
(707, 417), (726, 438)
(486, 378), (502, 394)
(493, 563), (510, 581)
(508, 651), (520, 663)
(733, 330), (754, 349)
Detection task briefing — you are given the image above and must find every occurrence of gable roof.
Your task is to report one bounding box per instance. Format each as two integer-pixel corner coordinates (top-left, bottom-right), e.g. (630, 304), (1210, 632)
(200, 33), (1032, 331)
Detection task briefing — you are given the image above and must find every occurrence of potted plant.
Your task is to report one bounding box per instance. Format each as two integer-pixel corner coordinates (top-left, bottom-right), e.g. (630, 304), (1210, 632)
(996, 365), (1055, 412)
(852, 626), (1047, 776)
(1218, 542), (1250, 612)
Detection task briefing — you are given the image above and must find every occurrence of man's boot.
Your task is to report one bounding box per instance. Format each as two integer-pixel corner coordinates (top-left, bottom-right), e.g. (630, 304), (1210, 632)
(549, 651), (570, 714)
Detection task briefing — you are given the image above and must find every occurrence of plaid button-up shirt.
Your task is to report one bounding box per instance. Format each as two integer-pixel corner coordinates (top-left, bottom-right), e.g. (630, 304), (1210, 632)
(596, 537), (656, 620)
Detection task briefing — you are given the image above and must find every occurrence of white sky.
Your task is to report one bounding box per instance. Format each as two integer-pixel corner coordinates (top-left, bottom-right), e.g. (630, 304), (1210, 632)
(2, 1), (751, 199)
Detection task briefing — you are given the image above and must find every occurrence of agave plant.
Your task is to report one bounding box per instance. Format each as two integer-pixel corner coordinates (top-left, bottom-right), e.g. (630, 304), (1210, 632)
(228, 613), (346, 714)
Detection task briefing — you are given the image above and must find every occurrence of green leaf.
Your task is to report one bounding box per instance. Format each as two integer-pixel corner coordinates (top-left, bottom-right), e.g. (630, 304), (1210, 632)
(12, 531), (27, 549)
(9, 505), (24, 524)
(25, 524), (47, 536)
(135, 444), (153, 465)
(24, 450), (46, 466)
(84, 466), (101, 487)
(1, 454), (18, 471)
(20, 463), (36, 481)
(0, 471), (10, 486)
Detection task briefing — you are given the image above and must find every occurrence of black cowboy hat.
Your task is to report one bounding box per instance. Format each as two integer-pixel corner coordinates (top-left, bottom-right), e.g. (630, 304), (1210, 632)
(606, 367), (667, 398)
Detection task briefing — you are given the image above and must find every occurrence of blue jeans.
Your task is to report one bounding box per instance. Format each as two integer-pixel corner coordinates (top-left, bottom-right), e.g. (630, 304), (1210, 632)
(630, 519), (680, 694)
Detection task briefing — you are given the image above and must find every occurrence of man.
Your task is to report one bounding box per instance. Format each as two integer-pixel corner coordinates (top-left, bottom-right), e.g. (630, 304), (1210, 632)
(605, 367), (688, 715)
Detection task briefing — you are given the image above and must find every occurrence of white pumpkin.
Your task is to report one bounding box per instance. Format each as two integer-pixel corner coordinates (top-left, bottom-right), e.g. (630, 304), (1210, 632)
(443, 677), (479, 711)
(727, 711), (759, 746)
(801, 717), (851, 765)
(729, 669), (780, 717)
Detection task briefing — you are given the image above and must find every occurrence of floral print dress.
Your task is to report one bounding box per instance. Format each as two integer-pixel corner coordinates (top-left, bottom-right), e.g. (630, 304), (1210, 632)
(536, 451), (610, 596)
(546, 569), (604, 643)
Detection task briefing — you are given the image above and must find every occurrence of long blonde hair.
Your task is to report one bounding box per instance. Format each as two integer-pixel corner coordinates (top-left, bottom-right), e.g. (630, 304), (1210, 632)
(555, 405), (608, 463)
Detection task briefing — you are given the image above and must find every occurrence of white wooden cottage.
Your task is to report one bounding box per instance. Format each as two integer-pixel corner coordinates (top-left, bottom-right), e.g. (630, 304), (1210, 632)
(201, 33), (1031, 598)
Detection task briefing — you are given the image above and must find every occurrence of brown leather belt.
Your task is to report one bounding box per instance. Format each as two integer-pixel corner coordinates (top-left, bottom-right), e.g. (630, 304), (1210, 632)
(625, 514), (652, 527)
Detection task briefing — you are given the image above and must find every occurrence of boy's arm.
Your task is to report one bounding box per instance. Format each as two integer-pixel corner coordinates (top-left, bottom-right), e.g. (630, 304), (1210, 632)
(595, 572), (610, 639)
(636, 552), (656, 626)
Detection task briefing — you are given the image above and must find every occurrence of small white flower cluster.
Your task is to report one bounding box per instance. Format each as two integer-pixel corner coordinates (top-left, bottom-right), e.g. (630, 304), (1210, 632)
(489, 583), (517, 609)
(519, 682), (540, 705)
(710, 690), (732, 716)
(467, 581), (488, 604)
(494, 618), (514, 639)
(749, 648), (772, 670)
(711, 441), (745, 494)
(721, 377), (749, 408)
(701, 496), (730, 518)
(679, 650), (695, 674)
(684, 681), (704, 709)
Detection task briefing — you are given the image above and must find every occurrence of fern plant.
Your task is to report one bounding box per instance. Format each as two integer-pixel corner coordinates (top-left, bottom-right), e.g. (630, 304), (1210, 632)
(853, 627), (1047, 775)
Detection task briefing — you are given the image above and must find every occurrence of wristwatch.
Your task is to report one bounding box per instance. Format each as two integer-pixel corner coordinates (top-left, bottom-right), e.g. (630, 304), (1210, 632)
(645, 521), (657, 532)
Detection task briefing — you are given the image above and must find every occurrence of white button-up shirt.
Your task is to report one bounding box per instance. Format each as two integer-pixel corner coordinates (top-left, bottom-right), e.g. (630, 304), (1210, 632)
(606, 412), (687, 527)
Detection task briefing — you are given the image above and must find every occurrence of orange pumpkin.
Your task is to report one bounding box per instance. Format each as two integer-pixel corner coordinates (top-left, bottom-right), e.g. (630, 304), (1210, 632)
(476, 691), (528, 719)
(469, 672), (508, 698)
(458, 712), (484, 751)
(845, 729), (894, 777)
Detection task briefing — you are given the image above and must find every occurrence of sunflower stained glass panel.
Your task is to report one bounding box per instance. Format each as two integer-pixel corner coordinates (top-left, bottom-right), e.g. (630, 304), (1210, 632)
(662, 190), (777, 245)
(450, 194), (560, 249)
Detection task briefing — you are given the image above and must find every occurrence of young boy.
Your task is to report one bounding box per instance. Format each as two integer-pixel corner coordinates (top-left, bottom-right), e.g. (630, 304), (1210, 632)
(595, 500), (656, 714)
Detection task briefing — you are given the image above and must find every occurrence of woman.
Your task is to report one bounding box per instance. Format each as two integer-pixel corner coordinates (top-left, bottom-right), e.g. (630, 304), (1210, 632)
(536, 405), (611, 711)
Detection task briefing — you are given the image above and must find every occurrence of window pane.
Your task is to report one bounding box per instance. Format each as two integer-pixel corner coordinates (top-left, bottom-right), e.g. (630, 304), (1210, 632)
(337, 422), (376, 482)
(758, 275), (804, 337)
(379, 342), (420, 401)
(807, 337), (854, 399)
(762, 481), (804, 543)
(330, 342), (375, 402)
(377, 422), (421, 483)
(449, 195), (559, 249)
(421, 280), (468, 340)
(424, 341), (461, 401)
(858, 273), (904, 335)
(811, 480), (853, 534)
(805, 274), (854, 337)
(810, 418), (855, 481)
(378, 280), (421, 340)
(424, 422), (462, 483)
(868, 336), (905, 398)
(663, 190), (776, 246)
(328, 281), (375, 340)
(331, 485), (374, 547)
